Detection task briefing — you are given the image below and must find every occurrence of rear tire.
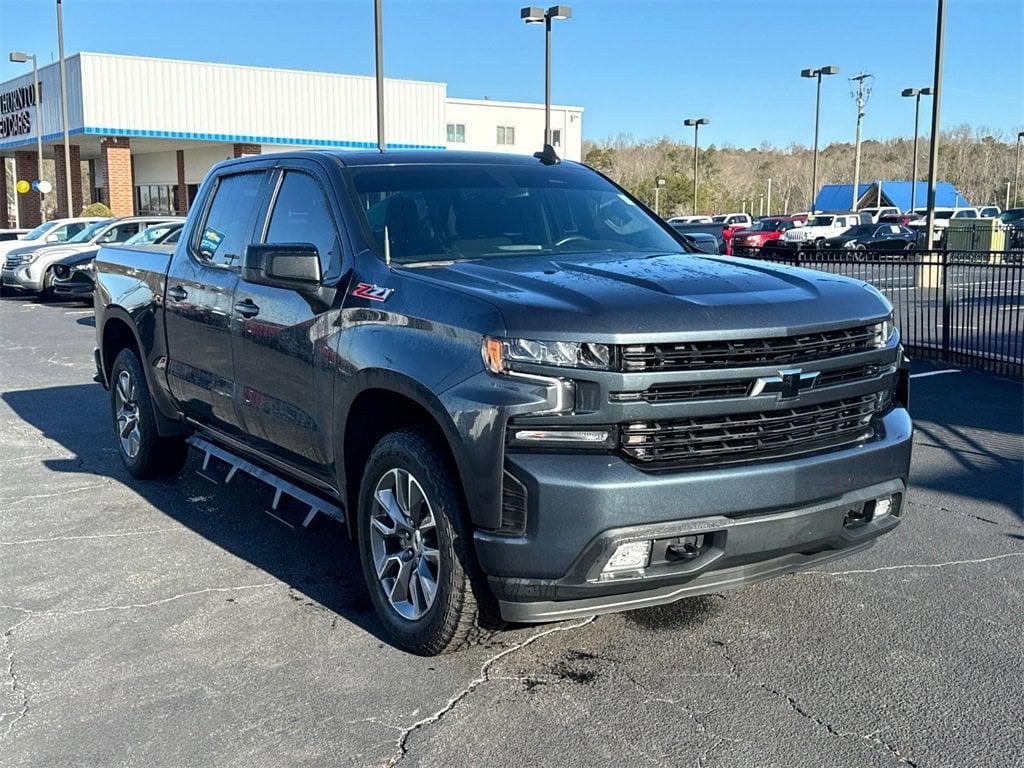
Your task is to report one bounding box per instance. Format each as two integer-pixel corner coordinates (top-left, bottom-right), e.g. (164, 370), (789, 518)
(109, 348), (188, 479)
(357, 427), (498, 655)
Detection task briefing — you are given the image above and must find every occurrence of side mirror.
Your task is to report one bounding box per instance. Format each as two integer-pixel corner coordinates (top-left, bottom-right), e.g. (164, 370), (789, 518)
(45, 233), (60, 243)
(242, 243), (322, 290)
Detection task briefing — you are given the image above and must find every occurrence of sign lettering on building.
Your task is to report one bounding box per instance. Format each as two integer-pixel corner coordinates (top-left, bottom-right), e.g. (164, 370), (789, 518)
(0, 83), (42, 140)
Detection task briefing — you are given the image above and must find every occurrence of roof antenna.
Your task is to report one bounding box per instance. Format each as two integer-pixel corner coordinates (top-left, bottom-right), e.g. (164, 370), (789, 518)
(383, 224), (392, 267)
(536, 143), (561, 165)
(534, 143), (561, 165)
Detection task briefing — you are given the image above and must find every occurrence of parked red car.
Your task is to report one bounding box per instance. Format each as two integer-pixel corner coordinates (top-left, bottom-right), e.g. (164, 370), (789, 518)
(730, 217), (804, 257)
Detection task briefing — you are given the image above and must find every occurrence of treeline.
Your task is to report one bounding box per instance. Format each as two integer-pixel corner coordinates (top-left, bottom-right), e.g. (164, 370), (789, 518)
(583, 125), (1021, 217)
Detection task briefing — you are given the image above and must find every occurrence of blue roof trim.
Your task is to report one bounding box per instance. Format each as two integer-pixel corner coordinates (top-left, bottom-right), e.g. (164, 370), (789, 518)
(0, 126), (445, 151)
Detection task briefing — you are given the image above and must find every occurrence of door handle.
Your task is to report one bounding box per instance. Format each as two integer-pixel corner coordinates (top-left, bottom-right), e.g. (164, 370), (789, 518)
(233, 299), (260, 318)
(167, 285), (188, 301)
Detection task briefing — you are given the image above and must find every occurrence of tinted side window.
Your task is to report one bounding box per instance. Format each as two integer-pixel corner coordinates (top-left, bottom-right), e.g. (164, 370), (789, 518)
(100, 222), (143, 243)
(53, 223), (86, 242)
(196, 172), (264, 267)
(264, 171), (340, 277)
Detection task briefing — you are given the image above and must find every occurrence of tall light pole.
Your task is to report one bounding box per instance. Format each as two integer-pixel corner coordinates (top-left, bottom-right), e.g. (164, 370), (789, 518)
(55, 0), (73, 217)
(849, 72), (873, 210)
(521, 5), (572, 148)
(9, 51), (45, 221)
(654, 176), (666, 217)
(374, 0), (385, 152)
(801, 65), (839, 212)
(924, 0), (946, 247)
(901, 86), (933, 212)
(684, 117), (709, 215)
(766, 177), (773, 216)
(1014, 131), (1024, 207)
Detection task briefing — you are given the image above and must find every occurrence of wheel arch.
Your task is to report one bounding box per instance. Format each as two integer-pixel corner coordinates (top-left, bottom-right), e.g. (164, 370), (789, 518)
(338, 372), (472, 540)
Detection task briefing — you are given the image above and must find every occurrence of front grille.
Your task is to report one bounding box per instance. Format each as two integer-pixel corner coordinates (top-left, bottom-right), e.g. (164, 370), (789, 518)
(4, 254), (31, 269)
(620, 393), (880, 469)
(619, 324), (880, 372)
(610, 363), (884, 404)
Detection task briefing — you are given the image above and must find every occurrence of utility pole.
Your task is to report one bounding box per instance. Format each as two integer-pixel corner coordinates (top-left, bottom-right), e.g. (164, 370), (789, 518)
(850, 72), (873, 211)
(56, 0), (74, 216)
(374, 0), (385, 152)
(924, 0), (946, 247)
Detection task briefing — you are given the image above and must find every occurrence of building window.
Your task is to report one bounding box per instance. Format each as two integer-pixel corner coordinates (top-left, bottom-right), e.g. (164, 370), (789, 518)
(135, 184), (177, 215)
(497, 126), (515, 146)
(447, 123), (465, 143)
(551, 129), (561, 147)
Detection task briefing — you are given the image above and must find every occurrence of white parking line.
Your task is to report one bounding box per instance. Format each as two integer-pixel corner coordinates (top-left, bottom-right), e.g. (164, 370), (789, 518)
(910, 369), (961, 379)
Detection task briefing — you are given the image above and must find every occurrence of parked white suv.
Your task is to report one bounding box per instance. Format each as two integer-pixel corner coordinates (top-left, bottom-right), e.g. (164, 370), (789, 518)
(908, 207), (979, 229)
(711, 213), (753, 228)
(783, 212), (863, 244)
(0, 217), (104, 262)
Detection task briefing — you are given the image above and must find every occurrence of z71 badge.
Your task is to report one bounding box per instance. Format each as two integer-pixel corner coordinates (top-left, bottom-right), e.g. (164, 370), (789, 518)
(352, 283), (395, 302)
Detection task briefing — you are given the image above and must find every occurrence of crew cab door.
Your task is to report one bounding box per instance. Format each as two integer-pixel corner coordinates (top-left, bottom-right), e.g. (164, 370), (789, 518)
(231, 164), (347, 479)
(164, 169), (268, 439)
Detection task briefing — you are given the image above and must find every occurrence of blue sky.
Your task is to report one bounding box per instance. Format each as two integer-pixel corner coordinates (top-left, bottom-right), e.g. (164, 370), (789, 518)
(0, 0), (1020, 148)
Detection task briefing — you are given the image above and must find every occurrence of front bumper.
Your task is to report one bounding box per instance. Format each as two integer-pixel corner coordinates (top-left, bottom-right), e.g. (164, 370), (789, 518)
(52, 277), (94, 297)
(475, 407), (912, 622)
(1, 265), (43, 292)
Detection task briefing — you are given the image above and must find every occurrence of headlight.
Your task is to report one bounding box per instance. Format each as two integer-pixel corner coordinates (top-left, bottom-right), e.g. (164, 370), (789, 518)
(872, 316), (895, 347)
(483, 337), (611, 373)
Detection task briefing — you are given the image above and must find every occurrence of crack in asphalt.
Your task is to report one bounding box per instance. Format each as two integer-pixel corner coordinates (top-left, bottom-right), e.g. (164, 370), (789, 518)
(0, 481), (111, 507)
(385, 616), (596, 767)
(0, 528), (184, 546)
(812, 551), (1024, 576)
(0, 609), (34, 742)
(712, 640), (918, 766)
(904, 498), (1010, 528)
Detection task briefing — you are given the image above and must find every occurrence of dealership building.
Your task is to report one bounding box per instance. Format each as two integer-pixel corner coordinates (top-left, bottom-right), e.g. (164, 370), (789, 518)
(0, 52), (583, 228)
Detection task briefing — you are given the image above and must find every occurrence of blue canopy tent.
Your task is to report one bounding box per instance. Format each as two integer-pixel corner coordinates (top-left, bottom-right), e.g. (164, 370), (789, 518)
(814, 181), (970, 213)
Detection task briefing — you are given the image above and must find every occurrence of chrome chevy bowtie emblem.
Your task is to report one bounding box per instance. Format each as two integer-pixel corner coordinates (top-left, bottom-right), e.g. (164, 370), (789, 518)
(750, 368), (820, 400)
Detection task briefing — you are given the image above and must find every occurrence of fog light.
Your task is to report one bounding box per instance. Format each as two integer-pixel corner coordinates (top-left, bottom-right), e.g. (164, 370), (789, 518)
(874, 496), (893, 519)
(602, 540), (651, 574)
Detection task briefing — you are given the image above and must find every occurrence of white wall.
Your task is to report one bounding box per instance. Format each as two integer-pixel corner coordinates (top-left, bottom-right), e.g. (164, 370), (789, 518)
(132, 150), (178, 184)
(444, 98), (583, 161)
(77, 52), (447, 150)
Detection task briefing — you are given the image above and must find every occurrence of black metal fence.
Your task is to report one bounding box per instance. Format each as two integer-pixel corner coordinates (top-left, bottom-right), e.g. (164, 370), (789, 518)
(748, 247), (1023, 378)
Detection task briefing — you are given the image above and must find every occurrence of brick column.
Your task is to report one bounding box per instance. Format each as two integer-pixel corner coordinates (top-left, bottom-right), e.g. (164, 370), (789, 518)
(101, 137), (134, 217)
(175, 149), (189, 214)
(0, 159), (9, 229)
(53, 144), (83, 218)
(14, 151), (42, 229)
(232, 143), (261, 158)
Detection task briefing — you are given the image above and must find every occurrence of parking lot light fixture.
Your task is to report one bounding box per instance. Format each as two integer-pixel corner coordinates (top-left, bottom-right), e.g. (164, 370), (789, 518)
(902, 87), (933, 212)
(521, 5), (572, 149)
(8, 51), (45, 221)
(683, 117), (710, 215)
(801, 65), (839, 212)
(654, 176), (666, 216)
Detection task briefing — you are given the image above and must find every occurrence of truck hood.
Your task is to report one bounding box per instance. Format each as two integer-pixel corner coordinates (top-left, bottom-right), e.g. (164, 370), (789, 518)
(402, 252), (889, 341)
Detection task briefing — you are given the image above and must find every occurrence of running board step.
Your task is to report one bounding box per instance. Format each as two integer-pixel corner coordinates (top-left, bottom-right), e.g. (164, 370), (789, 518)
(187, 436), (344, 527)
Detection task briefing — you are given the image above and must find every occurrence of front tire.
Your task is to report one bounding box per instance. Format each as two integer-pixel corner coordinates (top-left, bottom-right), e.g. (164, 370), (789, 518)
(109, 348), (188, 478)
(357, 428), (497, 655)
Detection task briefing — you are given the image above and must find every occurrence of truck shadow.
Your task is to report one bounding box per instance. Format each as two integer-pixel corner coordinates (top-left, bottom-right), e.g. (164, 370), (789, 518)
(908, 369), (1024, 522)
(1, 383), (396, 645)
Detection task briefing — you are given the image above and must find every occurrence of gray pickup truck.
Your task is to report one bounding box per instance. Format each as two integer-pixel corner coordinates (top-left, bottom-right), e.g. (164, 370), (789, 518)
(94, 150), (912, 655)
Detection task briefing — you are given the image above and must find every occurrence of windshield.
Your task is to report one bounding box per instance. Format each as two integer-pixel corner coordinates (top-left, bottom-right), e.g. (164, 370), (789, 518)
(711, 215), (727, 223)
(809, 216), (835, 227)
(935, 210), (954, 220)
(349, 164), (685, 264)
(999, 209), (1024, 223)
(746, 219), (790, 232)
(22, 221), (61, 240)
(67, 220), (114, 244)
(125, 223), (179, 245)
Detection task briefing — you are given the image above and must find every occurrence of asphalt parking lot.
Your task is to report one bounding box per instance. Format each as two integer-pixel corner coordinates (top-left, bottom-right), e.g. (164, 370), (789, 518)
(1, 294), (1021, 768)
